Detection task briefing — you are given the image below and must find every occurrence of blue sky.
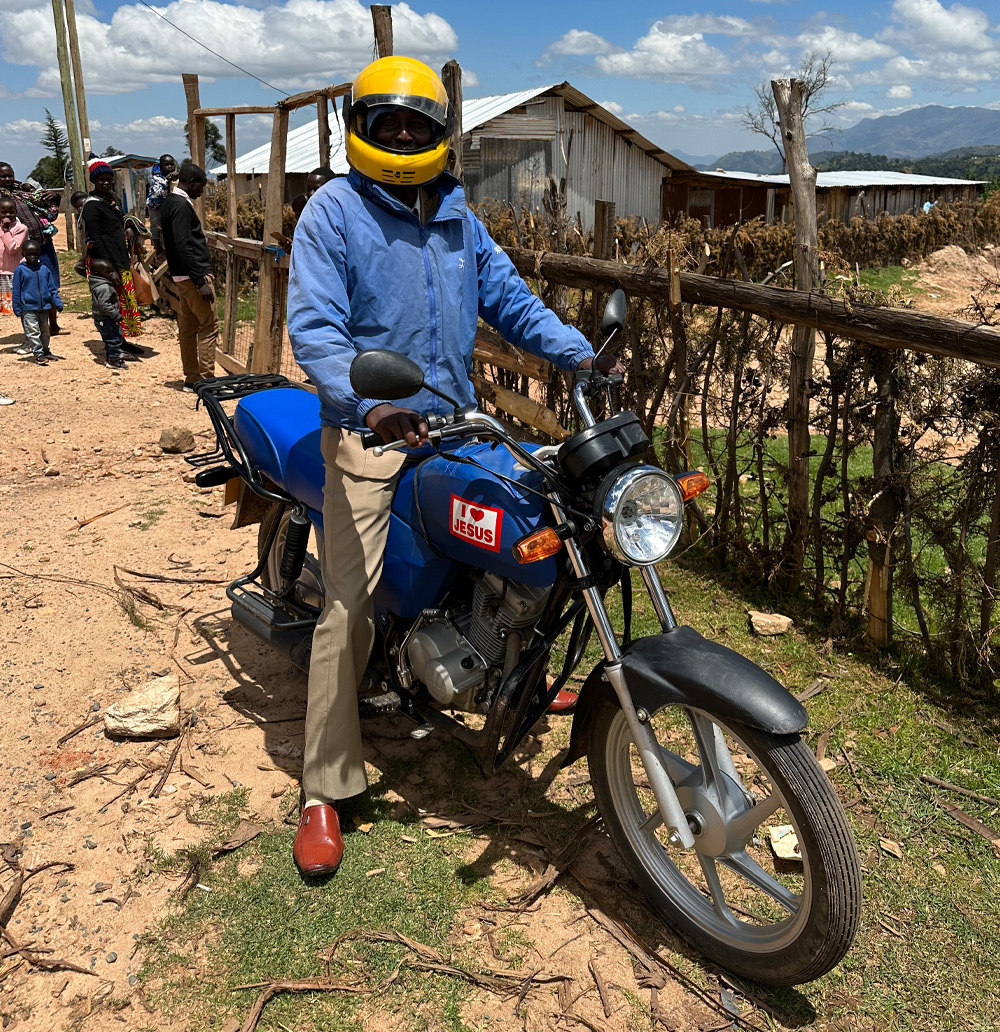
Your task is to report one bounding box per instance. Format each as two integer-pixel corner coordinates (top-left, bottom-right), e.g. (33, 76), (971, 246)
(1, 0), (999, 177)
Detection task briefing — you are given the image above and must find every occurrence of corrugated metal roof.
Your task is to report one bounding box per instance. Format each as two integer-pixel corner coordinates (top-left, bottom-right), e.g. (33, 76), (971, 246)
(213, 81), (695, 176)
(687, 168), (986, 188)
(814, 171), (986, 188)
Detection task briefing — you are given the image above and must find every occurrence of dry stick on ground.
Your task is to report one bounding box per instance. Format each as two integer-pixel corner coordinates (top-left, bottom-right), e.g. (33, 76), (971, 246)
(921, 775), (1000, 808)
(112, 567), (177, 612)
(237, 978), (369, 1032)
(0, 563), (121, 601)
(507, 814), (602, 907)
(151, 713), (196, 799)
(56, 716), (103, 747)
(588, 959), (613, 1018)
(98, 769), (151, 814)
(115, 564), (228, 585)
(40, 805), (75, 820)
(174, 852), (203, 901)
(76, 506), (125, 528)
(937, 799), (1000, 855)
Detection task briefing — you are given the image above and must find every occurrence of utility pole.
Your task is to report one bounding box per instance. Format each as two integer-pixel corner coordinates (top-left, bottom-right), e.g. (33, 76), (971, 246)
(50, 0), (86, 193)
(63, 0), (91, 158)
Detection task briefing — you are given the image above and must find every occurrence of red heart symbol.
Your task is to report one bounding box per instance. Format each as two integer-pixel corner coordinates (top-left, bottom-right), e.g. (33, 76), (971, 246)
(470, 508), (485, 521)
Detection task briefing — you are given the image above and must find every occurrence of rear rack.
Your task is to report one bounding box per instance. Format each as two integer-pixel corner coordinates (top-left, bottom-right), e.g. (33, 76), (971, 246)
(186, 374), (311, 504)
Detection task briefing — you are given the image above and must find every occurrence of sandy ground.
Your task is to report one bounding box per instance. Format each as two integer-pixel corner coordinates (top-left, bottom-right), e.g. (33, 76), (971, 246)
(0, 240), (994, 1031)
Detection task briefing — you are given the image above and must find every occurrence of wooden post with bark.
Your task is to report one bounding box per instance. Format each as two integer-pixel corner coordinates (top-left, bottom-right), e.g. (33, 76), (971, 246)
(441, 59), (463, 180)
(251, 107), (289, 374)
(371, 5), (393, 58)
(317, 97), (331, 168)
(772, 77), (819, 592)
(182, 74), (206, 226)
(866, 353), (900, 644)
(223, 112), (239, 359)
(591, 199), (615, 345)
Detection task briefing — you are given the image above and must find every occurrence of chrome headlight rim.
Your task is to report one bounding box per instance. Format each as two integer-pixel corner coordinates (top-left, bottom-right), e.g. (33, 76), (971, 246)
(596, 464), (684, 566)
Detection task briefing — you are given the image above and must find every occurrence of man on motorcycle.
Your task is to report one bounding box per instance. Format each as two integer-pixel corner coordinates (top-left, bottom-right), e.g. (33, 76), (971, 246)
(286, 56), (618, 877)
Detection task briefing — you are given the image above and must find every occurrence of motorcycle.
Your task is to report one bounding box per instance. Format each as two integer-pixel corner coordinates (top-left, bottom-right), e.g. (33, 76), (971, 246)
(188, 292), (861, 986)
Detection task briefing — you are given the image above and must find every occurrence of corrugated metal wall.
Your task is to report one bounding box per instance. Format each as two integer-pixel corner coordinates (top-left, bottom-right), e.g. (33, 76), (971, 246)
(463, 96), (666, 230)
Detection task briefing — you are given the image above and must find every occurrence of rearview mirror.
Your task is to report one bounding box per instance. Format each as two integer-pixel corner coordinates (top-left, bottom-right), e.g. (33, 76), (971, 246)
(350, 349), (425, 401)
(601, 289), (627, 337)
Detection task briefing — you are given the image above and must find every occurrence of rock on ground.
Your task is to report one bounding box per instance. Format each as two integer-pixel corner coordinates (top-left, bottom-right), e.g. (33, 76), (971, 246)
(748, 610), (794, 636)
(104, 673), (181, 737)
(159, 426), (196, 453)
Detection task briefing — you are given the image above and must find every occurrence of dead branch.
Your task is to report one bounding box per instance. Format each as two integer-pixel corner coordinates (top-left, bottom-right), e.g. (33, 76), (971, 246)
(921, 775), (1000, 808)
(238, 978), (368, 1032)
(115, 564), (228, 585)
(56, 716), (103, 747)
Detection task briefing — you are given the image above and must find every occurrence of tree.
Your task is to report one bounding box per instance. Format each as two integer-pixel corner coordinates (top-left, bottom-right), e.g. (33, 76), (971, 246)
(102, 145), (125, 157)
(29, 109), (69, 186)
(741, 52), (845, 172)
(183, 119), (226, 167)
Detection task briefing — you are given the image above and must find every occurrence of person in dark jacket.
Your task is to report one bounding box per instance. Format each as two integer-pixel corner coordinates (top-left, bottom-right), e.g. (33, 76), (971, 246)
(88, 257), (126, 371)
(12, 240), (62, 365)
(81, 161), (143, 340)
(160, 161), (217, 390)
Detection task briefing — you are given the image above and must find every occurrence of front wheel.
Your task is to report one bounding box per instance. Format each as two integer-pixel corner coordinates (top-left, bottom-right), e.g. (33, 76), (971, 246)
(588, 702), (861, 985)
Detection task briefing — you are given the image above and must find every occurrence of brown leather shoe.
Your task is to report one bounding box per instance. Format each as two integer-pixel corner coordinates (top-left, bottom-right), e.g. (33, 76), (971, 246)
(293, 804), (344, 876)
(547, 689), (578, 714)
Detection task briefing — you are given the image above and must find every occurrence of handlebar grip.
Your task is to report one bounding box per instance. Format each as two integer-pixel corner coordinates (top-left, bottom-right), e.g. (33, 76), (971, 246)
(360, 431), (382, 450)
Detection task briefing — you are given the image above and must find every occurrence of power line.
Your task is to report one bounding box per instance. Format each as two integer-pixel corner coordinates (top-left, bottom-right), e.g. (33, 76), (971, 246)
(136, 0), (290, 97)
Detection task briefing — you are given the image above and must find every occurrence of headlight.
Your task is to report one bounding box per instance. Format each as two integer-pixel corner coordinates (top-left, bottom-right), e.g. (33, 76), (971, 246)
(597, 465), (684, 566)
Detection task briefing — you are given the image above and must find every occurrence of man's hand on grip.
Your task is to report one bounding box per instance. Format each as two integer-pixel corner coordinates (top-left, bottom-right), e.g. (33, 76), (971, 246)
(365, 404), (429, 448)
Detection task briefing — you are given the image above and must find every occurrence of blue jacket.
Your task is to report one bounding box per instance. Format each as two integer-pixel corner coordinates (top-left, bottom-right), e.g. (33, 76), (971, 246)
(12, 261), (62, 316)
(287, 171), (593, 429)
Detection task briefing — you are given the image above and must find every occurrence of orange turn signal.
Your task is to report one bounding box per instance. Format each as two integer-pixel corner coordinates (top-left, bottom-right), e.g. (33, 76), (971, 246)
(513, 527), (563, 564)
(676, 471), (711, 501)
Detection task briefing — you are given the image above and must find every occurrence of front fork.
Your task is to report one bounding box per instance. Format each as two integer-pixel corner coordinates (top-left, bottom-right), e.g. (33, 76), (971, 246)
(551, 493), (697, 850)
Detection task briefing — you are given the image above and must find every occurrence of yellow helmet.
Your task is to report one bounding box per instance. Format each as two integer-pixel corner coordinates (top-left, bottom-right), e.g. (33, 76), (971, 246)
(343, 56), (452, 187)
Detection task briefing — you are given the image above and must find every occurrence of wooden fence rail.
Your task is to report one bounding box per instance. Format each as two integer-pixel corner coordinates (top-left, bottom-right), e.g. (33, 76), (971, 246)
(503, 247), (1000, 369)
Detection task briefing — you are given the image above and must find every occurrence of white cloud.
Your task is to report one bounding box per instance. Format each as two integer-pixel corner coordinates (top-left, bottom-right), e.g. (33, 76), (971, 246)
(547, 29), (619, 57)
(881, 0), (993, 54)
(594, 21), (733, 83)
(795, 26), (896, 64)
(887, 84), (914, 97)
(655, 14), (754, 37)
(0, 118), (46, 136)
(0, 0), (459, 96)
(598, 100), (623, 115)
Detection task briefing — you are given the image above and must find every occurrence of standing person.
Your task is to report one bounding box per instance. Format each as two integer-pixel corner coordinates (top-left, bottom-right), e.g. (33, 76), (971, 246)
(159, 161), (217, 391)
(88, 257), (127, 372)
(0, 197), (27, 315)
(147, 153), (178, 259)
(12, 239), (62, 365)
(0, 162), (62, 334)
(81, 161), (143, 341)
(286, 56), (618, 877)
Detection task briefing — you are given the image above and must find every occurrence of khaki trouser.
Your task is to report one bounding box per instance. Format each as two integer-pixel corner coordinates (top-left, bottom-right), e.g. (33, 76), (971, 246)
(174, 279), (218, 384)
(302, 427), (406, 802)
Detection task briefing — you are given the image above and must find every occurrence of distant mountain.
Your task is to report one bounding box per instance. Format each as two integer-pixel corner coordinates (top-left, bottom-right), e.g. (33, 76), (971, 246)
(671, 149), (718, 168)
(695, 150), (782, 174)
(680, 106), (1000, 175)
(834, 106), (1000, 158)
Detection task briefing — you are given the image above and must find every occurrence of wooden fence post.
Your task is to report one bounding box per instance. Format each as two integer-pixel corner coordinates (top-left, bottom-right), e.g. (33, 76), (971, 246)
(441, 59), (463, 180)
(866, 352), (900, 644)
(317, 96), (331, 168)
(371, 5), (393, 57)
(591, 199), (615, 344)
(772, 77), (819, 592)
(182, 73), (206, 226)
(251, 107), (288, 374)
(223, 112), (239, 360)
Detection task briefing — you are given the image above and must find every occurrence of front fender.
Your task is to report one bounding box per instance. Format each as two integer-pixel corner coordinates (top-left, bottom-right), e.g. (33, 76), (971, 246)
(563, 625), (808, 766)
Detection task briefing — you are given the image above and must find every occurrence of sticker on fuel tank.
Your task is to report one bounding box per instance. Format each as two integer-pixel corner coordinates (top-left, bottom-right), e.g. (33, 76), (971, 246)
(450, 494), (503, 552)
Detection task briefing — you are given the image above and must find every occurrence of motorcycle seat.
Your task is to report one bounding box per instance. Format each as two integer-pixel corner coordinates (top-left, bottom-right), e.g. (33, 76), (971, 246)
(232, 387), (325, 515)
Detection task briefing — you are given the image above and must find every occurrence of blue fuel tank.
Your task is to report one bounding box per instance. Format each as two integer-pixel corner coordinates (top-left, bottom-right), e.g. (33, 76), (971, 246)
(374, 441), (557, 620)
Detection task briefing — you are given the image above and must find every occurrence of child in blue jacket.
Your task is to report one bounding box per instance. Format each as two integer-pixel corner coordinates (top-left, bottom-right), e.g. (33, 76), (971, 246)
(12, 240), (62, 366)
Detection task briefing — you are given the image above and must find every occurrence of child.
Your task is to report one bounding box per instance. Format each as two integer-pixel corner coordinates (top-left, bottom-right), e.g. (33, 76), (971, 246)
(88, 257), (127, 371)
(0, 198), (27, 315)
(12, 240), (62, 366)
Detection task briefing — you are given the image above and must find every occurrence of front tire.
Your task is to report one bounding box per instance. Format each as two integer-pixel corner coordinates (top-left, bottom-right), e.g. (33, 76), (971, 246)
(588, 702), (861, 985)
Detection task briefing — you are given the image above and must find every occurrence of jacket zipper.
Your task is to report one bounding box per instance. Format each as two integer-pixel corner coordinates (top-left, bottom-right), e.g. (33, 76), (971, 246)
(417, 221), (440, 414)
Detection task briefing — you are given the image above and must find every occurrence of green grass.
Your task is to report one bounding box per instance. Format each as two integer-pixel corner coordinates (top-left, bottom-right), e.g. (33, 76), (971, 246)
(855, 264), (923, 295)
(134, 562), (1000, 1032)
(135, 502), (168, 531)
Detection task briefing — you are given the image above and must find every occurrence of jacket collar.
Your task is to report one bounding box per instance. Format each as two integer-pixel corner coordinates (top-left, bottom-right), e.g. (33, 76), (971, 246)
(349, 169), (466, 222)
